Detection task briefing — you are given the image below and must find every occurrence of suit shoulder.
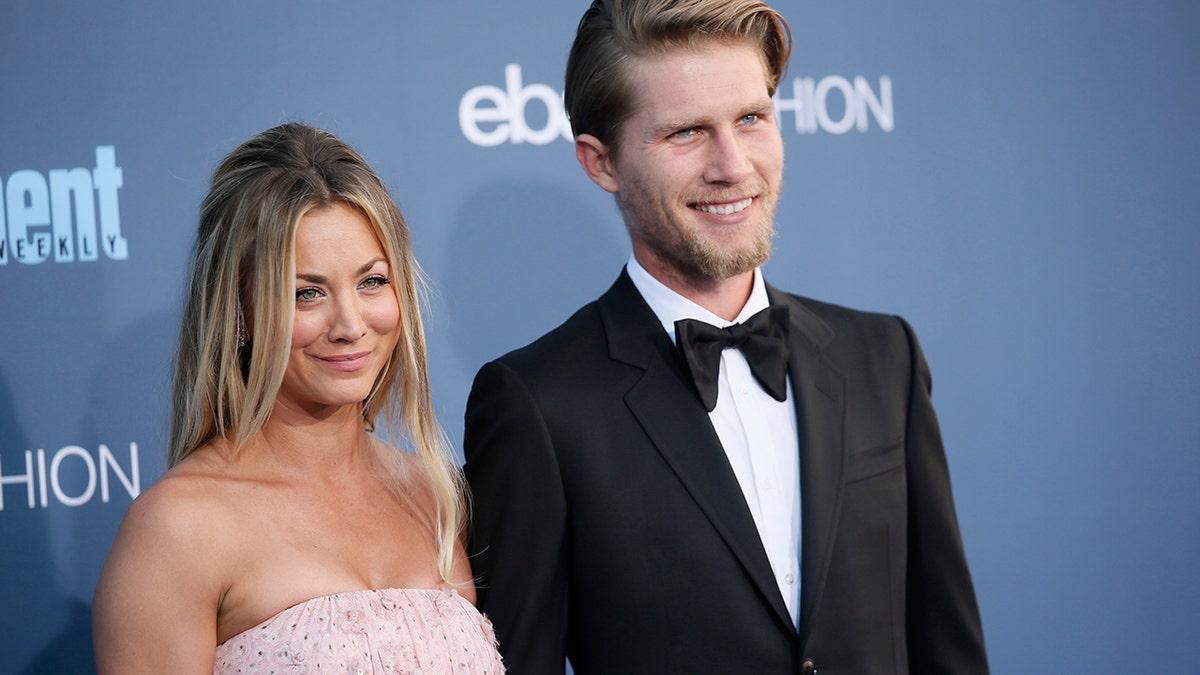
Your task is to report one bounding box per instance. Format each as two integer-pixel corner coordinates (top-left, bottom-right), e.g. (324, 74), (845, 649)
(787, 292), (908, 336)
(465, 298), (618, 433)
(774, 290), (920, 371)
(491, 299), (608, 372)
(786, 292), (897, 325)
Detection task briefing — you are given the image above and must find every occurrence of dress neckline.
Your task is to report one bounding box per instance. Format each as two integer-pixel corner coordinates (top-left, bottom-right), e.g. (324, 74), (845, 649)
(217, 587), (474, 647)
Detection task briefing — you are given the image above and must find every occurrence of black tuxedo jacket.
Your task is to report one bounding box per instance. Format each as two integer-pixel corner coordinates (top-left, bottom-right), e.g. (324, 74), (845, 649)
(464, 270), (988, 674)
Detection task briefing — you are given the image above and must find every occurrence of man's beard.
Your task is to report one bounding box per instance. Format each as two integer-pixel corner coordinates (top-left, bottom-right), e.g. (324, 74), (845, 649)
(618, 180), (778, 282)
(674, 216), (774, 280)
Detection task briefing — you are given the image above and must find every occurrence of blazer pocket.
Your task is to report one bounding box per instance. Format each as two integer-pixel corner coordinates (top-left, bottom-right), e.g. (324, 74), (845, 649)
(845, 436), (904, 483)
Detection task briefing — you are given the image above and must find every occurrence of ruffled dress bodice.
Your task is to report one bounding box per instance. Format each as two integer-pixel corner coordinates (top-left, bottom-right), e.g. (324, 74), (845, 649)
(214, 588), (503, 673)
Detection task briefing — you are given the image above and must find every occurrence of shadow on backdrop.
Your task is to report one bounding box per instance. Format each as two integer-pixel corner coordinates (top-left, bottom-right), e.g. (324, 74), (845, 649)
(21, 599), (95, 675)
(0, 363), (61, 673)
(443, 179), (626, 372)
(22, 308), (178, 674)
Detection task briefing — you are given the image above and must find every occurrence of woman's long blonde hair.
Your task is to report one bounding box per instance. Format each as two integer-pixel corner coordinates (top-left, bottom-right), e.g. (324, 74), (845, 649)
(168, 122), (463, 579)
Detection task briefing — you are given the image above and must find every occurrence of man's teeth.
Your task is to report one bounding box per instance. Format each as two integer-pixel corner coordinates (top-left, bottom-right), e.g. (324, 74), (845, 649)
(695, 198), (752, 215)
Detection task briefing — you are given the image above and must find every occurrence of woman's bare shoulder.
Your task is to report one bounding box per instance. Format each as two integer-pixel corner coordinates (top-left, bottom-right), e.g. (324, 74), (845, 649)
(122, 445), (244, 542)
(92, 443), (248, 673)
(101, 439), (265, 601)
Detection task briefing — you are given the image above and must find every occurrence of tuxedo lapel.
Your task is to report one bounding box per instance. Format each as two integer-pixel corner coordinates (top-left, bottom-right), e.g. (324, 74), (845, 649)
(598, 271), (796, 633)
(767, 285), (848, 647)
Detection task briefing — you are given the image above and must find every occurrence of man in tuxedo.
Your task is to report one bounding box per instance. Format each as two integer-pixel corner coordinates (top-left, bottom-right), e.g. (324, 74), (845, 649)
(464, 1), (989, 672)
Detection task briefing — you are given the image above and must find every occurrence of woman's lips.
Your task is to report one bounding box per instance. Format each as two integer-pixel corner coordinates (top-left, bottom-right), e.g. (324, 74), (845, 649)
(318, 351), (372, 371)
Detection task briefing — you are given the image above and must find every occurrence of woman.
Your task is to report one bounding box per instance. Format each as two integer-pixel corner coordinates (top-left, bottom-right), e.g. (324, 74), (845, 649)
(93, 123), (503, 673)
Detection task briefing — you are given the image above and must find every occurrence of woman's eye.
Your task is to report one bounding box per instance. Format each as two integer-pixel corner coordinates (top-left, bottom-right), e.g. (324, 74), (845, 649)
(361, 275), (390, 290)
(296, 287), (320, 302)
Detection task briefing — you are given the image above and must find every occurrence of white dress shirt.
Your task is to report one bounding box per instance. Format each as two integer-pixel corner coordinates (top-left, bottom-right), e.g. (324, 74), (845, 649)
(626, 256), (802, 627)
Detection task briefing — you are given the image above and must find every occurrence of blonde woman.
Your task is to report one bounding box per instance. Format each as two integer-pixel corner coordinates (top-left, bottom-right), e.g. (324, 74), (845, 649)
(93, 123), (503, 673)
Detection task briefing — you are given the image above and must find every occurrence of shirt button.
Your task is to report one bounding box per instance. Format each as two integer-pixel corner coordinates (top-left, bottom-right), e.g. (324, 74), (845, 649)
(739, 384), (749, 395)
(785, 574), (795, 585)
(763, 479), (773, 491)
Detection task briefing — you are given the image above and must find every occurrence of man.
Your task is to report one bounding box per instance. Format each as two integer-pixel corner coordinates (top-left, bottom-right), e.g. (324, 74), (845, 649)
(464, 1), (989, 672)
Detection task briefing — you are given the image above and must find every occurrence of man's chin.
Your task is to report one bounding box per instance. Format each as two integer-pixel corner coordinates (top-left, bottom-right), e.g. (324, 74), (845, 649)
(685, 237), (773, 280)
(673, 254), (764, 283)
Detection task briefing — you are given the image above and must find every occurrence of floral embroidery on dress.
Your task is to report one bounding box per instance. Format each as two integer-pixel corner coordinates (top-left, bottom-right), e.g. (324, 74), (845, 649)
(214, 588), (503, 674)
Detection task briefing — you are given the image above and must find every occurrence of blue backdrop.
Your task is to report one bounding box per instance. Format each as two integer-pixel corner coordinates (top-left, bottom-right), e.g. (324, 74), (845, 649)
(2, 1), (1197, 672)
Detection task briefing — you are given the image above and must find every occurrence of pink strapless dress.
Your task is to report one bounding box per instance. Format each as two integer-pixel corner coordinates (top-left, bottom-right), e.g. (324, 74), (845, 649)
(214, 588), (504, 673)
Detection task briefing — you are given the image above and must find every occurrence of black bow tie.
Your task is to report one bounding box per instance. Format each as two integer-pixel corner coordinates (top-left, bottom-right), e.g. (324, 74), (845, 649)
(674, 305), (791, 412)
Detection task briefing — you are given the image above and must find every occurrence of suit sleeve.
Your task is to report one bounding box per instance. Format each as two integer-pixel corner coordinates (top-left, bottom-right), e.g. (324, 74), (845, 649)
(464, 359), (568, 675)
(898, 317), (990, 673)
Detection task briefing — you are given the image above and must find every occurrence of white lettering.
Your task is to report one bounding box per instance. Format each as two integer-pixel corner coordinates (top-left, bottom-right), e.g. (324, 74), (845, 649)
(459, 84), (511, 147)
(0, 451), (36, 510)
(49, 168), (97, 262)
(0, 443), (142, 510)
(1, 146), (126, 265)
(504, 64), (568, 145)
(99, 442), (140, 503)
(94, 146), (127, 259)
(37, 449), (48, 507)
(0, 175), (5, 264)
(50, 446), (97, 507)
(459, 64), (572, 147)
(815, 76), (857, 135)
(855, 75), (893, 132)
(5, 169), (52, 264)
(774, 75), (895, 135)
(459, 68), (893, 145)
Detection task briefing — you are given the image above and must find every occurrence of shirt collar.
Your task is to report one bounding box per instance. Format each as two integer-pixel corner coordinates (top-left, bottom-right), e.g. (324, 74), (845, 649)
(626, 253), (770, 345)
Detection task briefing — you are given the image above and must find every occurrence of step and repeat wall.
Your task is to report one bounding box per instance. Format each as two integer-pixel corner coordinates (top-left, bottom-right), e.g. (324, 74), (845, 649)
(2, 1), (1197, 672)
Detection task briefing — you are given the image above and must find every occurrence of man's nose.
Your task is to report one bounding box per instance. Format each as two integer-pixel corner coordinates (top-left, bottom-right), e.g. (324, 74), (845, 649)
(703, 132), (754, 185)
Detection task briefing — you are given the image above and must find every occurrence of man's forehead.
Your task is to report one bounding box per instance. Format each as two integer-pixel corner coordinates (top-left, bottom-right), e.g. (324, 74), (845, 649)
(623, 43), (773, 117)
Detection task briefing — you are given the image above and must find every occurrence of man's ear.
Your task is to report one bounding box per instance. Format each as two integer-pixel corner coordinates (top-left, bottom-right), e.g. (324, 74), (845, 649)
(575, 133), (620, 194)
